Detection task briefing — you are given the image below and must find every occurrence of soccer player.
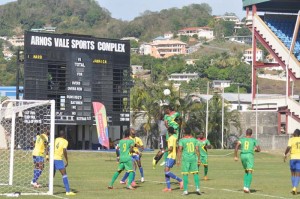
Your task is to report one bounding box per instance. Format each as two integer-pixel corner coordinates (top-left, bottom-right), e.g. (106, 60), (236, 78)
(108, 129), (135, 190)
(54, 130), (76, 196)
(177, 126), (201, 195)
(234, 128), (261, 193)
(120, 128), (145, 184)
(284, 129), (300, 195)
(31, 128), (49, 188)
(152, 106), (181, 168)
(162, 127), (183, 192)
(197, 132), (211, 180)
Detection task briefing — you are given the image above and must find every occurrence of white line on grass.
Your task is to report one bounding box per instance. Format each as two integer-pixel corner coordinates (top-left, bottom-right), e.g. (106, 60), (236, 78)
(146, 180), (292, 199)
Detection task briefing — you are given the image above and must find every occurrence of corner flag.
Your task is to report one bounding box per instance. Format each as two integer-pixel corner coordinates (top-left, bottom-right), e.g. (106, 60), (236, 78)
(92, 102), (109, 149)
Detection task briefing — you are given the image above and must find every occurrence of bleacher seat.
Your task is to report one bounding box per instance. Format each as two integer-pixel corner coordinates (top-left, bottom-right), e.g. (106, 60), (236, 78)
(264, 14), (300, 61)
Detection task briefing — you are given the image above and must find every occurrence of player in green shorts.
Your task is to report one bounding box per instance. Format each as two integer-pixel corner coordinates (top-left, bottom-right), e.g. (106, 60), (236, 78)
(234, 128), (261, 193)
(177, 126), (201, 195)
(152, 106), (181, 168)
(197, 132), (211, 180)
(108, 129), (135, 190)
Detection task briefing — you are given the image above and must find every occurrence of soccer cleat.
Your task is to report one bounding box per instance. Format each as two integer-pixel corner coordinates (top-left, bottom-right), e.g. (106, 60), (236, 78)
(162, 188), (172, 192)
(182, 191), (188, 195)
(108, 186), (113, 189)
(141, 177), (144, 183)
(31, 181), (41, 188)
(243, 187), (250, 193)
(131, 181), (136, 187)
(204, 176), (208, 181)
(66, 192), (76, 196)
(120, 180), (126, 184)
(292, 187), (297, 195)
(152, 158), (156, 169)
(179, 181), (183, 189)
(160, 161), (166, 166)
(127, 186), (135, 190)
(196, 189), (201, 195)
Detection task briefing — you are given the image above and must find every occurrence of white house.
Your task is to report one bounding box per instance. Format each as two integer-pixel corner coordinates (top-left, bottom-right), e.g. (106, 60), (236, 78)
(168, 72), (199, 87)
(243, 48), (264, 63)
(164, 32), (174, 39)
(178, 27), (214, 40)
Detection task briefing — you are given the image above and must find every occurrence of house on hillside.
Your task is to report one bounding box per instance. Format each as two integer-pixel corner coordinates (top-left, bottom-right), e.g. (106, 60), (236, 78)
(168, 72), (199, 87)
(164, 32), (174, 39)
(243, 48), (264, 63)
(178, 27), (214, 40)
(7, 35), (24, 47)
(214, 15), (245, 32)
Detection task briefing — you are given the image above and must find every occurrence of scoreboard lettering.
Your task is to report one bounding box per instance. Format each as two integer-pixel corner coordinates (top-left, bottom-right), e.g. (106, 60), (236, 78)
(24, 31), (131, 125)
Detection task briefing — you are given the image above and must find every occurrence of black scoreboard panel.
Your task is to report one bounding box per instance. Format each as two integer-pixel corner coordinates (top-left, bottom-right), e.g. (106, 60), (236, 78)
(24, 31), (130, 125)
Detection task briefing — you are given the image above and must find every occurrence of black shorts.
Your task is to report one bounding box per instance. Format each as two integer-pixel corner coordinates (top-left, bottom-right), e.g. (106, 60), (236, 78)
(160, 135), (167, 149)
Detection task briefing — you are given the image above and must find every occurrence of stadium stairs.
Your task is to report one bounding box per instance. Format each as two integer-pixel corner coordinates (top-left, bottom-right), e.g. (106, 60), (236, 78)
(247, 13), (300, 133)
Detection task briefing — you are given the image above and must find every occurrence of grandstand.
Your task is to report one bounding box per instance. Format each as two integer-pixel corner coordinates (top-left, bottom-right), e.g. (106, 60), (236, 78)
(242, 0), (300, 134)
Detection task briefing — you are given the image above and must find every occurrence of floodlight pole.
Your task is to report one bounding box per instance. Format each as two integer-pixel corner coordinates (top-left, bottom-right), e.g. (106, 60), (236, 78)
(205, 81), (209, 139)
(221, 87), (224, 149)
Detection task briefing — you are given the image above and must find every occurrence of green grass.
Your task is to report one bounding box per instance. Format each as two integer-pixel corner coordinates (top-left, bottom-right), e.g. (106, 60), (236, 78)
(1, 150), (296, 199)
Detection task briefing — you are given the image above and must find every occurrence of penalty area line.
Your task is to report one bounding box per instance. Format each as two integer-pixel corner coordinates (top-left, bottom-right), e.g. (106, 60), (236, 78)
(146, 180), (291, 199)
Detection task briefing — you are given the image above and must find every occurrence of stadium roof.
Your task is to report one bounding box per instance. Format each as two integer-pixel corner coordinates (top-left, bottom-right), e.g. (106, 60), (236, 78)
(242, 0), (300, 13)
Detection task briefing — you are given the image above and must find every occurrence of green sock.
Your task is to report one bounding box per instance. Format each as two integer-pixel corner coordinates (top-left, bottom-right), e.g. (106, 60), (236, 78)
(183, 175), (188, 191)
(164, 151), (168, 162)
(193, 174), (200, 190)
(127, 172), (134, 187)
(244, 173), (247, 187)
(109, 172), (119, 186)
(204, 166), (208, 176)
(248, 173), (253, 189)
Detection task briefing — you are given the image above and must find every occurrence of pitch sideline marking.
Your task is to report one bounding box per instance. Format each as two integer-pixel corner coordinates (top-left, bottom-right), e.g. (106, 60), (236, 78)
(146, 180), (291, 199)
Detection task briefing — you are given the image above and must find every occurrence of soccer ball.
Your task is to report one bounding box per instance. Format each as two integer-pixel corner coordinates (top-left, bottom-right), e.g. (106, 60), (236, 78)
(163, 89), (171, 96)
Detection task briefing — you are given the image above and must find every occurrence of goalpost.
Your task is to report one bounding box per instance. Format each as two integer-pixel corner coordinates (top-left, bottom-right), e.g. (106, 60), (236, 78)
(0, 100), (55, 196)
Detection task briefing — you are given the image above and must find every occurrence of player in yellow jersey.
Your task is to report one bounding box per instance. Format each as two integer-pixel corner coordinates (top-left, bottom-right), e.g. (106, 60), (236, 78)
(31, 128), (49, 188)
(284, 129), (300, 195)
(54, 130), (75, 196)
(162, 127), (183, 192)
(120, 128), (144, 185)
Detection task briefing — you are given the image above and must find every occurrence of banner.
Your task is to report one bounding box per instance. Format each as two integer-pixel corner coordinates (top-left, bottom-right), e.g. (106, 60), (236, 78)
(92, 102), (109, 149)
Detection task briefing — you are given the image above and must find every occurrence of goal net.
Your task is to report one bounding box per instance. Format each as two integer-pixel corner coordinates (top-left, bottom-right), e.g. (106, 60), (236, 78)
(0, 100), (55, 196)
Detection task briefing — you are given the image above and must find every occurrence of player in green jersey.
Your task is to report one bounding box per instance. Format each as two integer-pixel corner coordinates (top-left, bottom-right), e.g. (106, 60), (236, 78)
(108, 129), (135, 190)
(197, 132), (211, 180)
(152, 106), (181, 168)
(284, 129), (300, 195)
(177, 126), (201, 195)
(234, 128), (261, 193)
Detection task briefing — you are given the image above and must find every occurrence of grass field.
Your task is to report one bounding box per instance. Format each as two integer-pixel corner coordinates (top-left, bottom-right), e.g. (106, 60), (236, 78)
(3, 150), (297, 199)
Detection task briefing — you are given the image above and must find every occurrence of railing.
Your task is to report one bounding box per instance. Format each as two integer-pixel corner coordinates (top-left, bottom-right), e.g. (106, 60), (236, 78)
(254, 14), (300, 77)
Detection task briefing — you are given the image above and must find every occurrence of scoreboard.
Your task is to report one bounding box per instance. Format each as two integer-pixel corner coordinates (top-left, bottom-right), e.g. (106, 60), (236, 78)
(24, 31), (131, 125)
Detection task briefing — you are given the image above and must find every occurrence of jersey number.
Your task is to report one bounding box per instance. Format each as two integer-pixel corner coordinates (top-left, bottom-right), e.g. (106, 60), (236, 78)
(296, 142), (300, 149)
(186, 142), (194, 153)
(244, 141), (249, 150)
(122, 143), (127, 152)
(56, 143), (60, 149)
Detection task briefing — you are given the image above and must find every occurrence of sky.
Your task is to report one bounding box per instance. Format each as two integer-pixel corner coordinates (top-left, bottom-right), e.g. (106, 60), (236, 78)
(0, 0), (246, 20)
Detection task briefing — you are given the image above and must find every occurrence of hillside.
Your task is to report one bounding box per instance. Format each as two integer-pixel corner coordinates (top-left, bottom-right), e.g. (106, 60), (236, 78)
(0, 0), (235, 41)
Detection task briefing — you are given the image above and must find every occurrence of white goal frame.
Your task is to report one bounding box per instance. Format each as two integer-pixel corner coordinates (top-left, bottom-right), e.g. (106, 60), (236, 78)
(0, 99), (55, 196)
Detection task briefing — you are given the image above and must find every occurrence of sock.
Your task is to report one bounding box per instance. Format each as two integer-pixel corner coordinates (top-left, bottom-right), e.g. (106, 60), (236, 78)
(248, 173), (253, 188)
(295, 176), (300, 187)
(165, 175), (171, 189)
(139, 167), (144, 178)
(62, 175), (70, 192)
(183, 175), (188, 191)
(32, 169), (38, 183)
(166, 171), (182, 182)
(292, 176), (296, 187)
(244, 173), (247, 188)
(193, 174), (200, 190)
(121, 172), (129, 182)
(132, 171), (136, 182)
(109, 172), (120, 186)
(164, 151), (168, 162)
(128, 172), (134, 186)
(204, 166), (208, 176)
